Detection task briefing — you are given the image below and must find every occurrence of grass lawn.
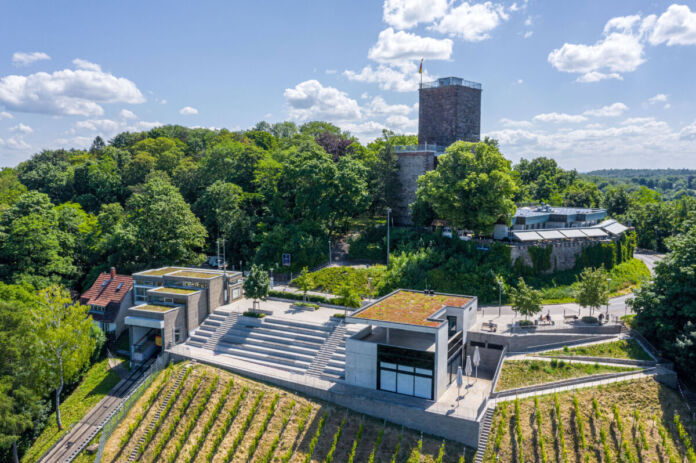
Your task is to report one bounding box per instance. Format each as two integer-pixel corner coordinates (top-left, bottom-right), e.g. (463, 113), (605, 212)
(495, 359), (638, 392)
(297, 265), (387, 296)
(21, 358), (122, 463)
(539, 258), (650, 304)
(539, 338), (653, 361)
(483, 377), (694, 463)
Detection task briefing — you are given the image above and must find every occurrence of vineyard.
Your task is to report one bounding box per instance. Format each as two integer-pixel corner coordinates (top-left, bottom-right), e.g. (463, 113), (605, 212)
(483, 377), (696, 462)
(99, 363), (475, 463)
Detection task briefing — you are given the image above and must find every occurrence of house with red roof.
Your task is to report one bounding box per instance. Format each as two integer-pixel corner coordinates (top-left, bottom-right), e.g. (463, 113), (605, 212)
(80, 267), (134, 338)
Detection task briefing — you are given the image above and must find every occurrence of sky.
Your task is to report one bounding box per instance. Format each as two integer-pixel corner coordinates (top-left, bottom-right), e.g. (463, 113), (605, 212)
(1, 0), (696, 170)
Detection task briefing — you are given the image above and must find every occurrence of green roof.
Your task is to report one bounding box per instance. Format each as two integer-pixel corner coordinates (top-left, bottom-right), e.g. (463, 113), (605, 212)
(170, 270), (219, 279)
(132, 304), (178, 313)
(137, 267), (181, 277)
(151, 287), (199, 295)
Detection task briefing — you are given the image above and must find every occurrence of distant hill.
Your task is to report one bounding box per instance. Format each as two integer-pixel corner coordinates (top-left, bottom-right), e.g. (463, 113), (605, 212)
(585, 169), (696, 178)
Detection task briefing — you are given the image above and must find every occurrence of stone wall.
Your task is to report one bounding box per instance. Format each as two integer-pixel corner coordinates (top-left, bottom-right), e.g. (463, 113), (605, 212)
(511, 240), (602, 272)
(418, 85), (481, 146)
(395, 151), (435, 225)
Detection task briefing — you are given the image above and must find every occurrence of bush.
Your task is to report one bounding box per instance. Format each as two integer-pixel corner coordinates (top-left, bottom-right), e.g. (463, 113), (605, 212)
(332, 313), (346, 319)
(293, 302), (319, 310)
(243, 311), (266, 318)
(294, 265), (387, 296)
(582, 316), (599, 324)
(268, 290), (336, 304)
(519, 319), (534, 327)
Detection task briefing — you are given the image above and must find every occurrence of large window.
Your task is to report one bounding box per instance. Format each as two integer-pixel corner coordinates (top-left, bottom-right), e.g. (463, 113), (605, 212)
(377, 345), (434, 400)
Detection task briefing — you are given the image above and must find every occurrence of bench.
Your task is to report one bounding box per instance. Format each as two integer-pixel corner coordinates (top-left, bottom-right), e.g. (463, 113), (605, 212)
(563, 314), (579, 321)
(482, 321), (497, 332)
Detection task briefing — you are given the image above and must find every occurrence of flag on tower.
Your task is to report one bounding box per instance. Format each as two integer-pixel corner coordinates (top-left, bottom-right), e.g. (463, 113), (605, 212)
(419, 58), (423, 74)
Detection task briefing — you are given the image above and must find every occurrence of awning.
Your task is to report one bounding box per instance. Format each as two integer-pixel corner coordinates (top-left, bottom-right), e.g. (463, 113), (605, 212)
(595, 219), (616, 228)
(604, 222), (629, 235)
(125, 316), (164, 329)
(512, 231), (543, 241)
(581, 228), (608, 238)
(559, 229), (585, 238)
(537, 230), (565, 240)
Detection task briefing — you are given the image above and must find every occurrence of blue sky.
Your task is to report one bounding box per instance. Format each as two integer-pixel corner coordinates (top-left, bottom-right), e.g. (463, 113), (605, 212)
(1, 0), (695, 170)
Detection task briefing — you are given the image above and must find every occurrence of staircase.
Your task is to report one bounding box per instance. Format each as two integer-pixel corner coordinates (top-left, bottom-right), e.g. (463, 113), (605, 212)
(128, 366), (188, 462)
(307, 323), (347, 378)
(473, 407), (494, 463)
(204, 312), (238, 349)
(186, 310), (230, 348)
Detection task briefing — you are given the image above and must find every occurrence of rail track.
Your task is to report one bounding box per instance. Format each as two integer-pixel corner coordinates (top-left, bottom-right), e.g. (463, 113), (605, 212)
(38, 357), (156, 463)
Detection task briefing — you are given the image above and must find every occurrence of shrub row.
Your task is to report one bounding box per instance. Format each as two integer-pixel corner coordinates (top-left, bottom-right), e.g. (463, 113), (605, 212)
(178, 378), (234, 463)
(493, 405), (507, 451)
(514, 398), (524, 463)
(655, 414), (679, 463)
(674, 413), (696, 463)
(434, 440), (445, 463)
(302, 411), (327, 463)
(572, 395), (587, 451)
(257, 399), (296, 463)
(246, 393), (280, 461)
(222, 390), (265, 461)
(268, 289), (336, 304)
(389, 430), (403, 463)
(152, 374), (215, 461)
(325, 414), (347, 463)
(243, 310), (266, 318)
(204, 386), (248, 463)
(280, 403), (313, 463)
(138, 367), (192, 455)
(553, 394), (568, 463)
(347, 421), (365, 463)
(118, 367), (173, 451)
(367, 426), (384, 463)
(534, 397), (548, 463)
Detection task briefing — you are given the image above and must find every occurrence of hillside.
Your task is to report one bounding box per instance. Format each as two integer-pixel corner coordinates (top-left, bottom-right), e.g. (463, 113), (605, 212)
(98, 362), (474, 463)
(482, 377), (695, 462)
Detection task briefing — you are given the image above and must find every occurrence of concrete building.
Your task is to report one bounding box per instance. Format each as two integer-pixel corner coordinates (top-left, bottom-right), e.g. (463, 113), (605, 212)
(125, 267), (243, 364)
(395, 77), (482, 224)
(345, 289), (477, 400)
(80, 267), (133, 338)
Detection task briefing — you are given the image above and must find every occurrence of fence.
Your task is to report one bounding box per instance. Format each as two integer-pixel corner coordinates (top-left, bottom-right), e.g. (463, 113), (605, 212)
(94, 355), (168, 462)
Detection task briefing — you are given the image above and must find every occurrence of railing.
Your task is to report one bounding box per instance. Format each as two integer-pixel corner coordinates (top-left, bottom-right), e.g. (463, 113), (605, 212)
(393, 143), (446, 154)
(94, 356), (168, 462)
(420, 77), (482, 90)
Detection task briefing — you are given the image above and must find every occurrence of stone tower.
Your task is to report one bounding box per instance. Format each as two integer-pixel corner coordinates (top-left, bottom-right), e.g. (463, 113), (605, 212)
(394, 77), (482, 225)
(418, 77), (482, 146)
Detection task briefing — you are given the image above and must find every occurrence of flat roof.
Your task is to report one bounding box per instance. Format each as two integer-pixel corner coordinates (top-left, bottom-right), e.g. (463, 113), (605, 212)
(150, 287), (200, 295)
(581, 228), (608, 238)
(169, 270), (220, 279)
(136, 267), (182, 277)
(130, 304), (179, 313)
(512, 231), (543, 241)
(352, 290), (473, 328)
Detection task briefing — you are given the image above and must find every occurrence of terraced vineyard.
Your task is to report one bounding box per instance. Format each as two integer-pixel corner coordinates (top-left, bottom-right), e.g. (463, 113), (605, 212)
(483, 377), (695, 462)
(100, 363), (474, 463)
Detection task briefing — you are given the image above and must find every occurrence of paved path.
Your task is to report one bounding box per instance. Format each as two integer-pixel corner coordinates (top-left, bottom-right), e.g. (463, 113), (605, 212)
(38, 360), (153, 463)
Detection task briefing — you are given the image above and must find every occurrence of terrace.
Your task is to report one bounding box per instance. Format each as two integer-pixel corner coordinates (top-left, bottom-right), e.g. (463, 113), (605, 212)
(130, 304), (179, 313)
(170, 270), (220, 279)
(135, 267), (182, 277)
(351, 289), (472, 328)
(150, 286), (199, 295)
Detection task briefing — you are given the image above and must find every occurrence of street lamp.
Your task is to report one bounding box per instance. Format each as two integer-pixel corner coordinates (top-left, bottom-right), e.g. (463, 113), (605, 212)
(386, 207), (392, 269)
(368, 277), (373, 300)
(496, 277), (503, 318)
(328, 239), (332, 265)
(606, 278), (612, 320)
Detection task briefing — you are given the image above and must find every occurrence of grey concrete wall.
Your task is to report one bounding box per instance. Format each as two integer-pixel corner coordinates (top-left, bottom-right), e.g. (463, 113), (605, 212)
(185, 292), (207, 335)
(466, 330), (618, 353)
(418, 85), (481, 146)
(208, 276), (225, 310)
(395, 151), (435, 225)
(511, 240), (599, 272)
(434, 323), (448, 399)
(163, 308), (185, 349)
(345, 330), (377, 389)
(114, 289), (133, 338)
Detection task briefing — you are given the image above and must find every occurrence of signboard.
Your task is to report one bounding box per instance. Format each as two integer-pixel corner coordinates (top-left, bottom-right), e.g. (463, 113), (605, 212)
(282, 253), (291, 266)
(476, 246), (490, 252)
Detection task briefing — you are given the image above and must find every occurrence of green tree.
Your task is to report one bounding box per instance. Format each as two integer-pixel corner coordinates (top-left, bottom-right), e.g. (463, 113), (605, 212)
(294, 267), (314, 302)
(31, 286), (96, 430)
(509, 278), (542, 320)
(631, 225), (696, 375)
(114, 177), (207, 271)
(243, 264), (270, 311)
(563, 180), (602, 208)
(575, 267), (609, 316)
(416, 141), (518, 235)
(0, 168), (27, 211)
(336, 284), (362, 309)
(367, 130), (404, 213)
(602, 186), (631, 216)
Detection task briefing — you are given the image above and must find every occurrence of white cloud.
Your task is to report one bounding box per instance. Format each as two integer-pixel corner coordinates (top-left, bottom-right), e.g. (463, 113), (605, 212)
(524, 16), (532, 26)
(284, 80), (362, 122)
(523, 31), (533, 39)
(0, 62), (145, 116)
(648, 93), (668, 103)
(664, 103), (671, 109)
(75, 119), (121, 133)
(160, 99), (167, 104)
(72, 58), (101, 71)
(533, 112), (587, 123)
(344, 63), (427, 92)
(385, 114), (417, 131)
(120, 109), (137, 119)
(680, 121), (696, 140)
(499, 118), (532, 127)
(179, 106), (198, 115)
(340, 121), (388, 142)
(432, 1), (509, 41)
(649, 4), (696, 46)
(366, 96), (413, 117)
(10, 123), (32, 134)
(131, 121), (163, 131)
(0, 135), (30, 150)
(12, 52), (50, 66)
(383, 0), (449, 29)
(0, 111), (12, 120)
(575, 71), (623, 83)
(325, 69), (337, 75)
(368, 28), (452, 66)
(515, 79), (524, 84)
(582, 102), (628, 117)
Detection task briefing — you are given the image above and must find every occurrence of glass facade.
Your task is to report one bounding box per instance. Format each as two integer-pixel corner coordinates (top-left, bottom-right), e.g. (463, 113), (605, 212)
(377, 344), (434, 400)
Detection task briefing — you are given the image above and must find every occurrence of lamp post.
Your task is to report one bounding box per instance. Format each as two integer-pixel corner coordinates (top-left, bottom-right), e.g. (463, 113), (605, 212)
(328, 239), (332, 265)
(497, 277), (503, 318)
(368, 277), (373, 300)
(606, 278), (611, 319)
(386, 207), (392, 269)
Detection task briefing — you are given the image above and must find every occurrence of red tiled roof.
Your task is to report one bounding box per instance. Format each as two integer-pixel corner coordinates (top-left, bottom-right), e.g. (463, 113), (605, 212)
(81, 272), (133, 307)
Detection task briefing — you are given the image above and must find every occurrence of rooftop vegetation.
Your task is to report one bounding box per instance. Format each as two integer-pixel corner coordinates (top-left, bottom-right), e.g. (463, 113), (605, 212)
(354, 290), (471, 327)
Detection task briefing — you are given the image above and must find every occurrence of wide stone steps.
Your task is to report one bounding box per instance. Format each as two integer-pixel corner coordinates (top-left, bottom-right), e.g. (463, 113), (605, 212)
(211, 342), (310, 374)
(221, 332), (320, 357)
(230, 324), (328, 345)
(217, 337), (315, 363)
